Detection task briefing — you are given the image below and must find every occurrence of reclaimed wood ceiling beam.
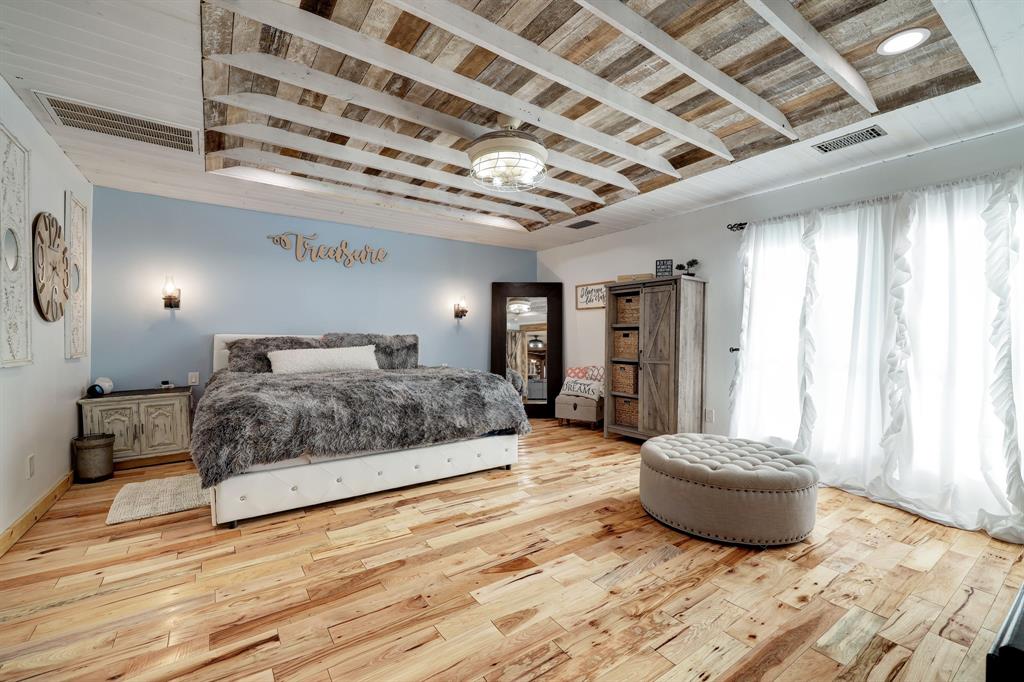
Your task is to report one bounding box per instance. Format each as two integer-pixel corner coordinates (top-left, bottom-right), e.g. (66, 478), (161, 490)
(210, 122), (573, 214)
(205, 0), (680, 177)
(744, 0), (878, 113)
(209, 52), (637, 193)
(388, 0), (734, 161)
(212, 92), (603, 205)
(213, 166), (527, 231)
(210, 146), (548, 224)
(575, 0), (797, 141)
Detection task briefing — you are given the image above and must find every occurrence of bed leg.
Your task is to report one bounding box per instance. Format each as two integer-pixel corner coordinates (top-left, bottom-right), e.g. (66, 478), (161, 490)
(222, 520), (238, 529)
(503, 464), (512, 470)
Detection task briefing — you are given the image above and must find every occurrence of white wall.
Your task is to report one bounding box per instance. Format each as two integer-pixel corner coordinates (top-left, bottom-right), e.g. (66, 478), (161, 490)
(0, 77), (92, 531)
(539, 125), (1024, 436)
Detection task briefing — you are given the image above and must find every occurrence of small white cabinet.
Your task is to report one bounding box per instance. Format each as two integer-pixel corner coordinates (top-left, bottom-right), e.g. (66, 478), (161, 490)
(79, 388), (191, 463)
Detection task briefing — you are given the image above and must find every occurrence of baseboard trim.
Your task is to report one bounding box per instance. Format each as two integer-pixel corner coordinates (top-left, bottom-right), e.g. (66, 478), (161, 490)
(0, 471), (73, 557)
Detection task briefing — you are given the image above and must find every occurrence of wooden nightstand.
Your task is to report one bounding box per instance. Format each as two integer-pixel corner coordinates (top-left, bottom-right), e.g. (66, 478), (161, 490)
(78, 387), (192, 468)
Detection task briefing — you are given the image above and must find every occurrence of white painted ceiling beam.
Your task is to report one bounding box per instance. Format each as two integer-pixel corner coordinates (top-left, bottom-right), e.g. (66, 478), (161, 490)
(210, 52), (637, 192)
(744, 0), (878, 113)
(210, 122), (573, 214)
(212, 166), (526, 231)
(210, 146), (548, 223)
(575, 0), (797, 140)
(212, 92), (603, 205)
(388, 0), (734, 160)
(205, 0), (681, 177)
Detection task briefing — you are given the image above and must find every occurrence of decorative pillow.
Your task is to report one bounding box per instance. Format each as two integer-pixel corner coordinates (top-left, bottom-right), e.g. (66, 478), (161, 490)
(566, 365), (605, 382)
(561, 378), (603, 400)
(268, 346), (378, 374)
(322, 333), (419, 369)
(226, 336), (324, 373)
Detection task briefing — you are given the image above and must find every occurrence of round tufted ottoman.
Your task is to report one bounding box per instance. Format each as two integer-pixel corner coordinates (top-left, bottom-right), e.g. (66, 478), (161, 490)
(639, 434), (819, 546)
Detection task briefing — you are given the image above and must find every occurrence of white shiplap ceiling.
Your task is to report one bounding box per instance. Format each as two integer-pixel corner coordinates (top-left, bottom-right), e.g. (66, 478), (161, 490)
(0, 0), (1021, 252)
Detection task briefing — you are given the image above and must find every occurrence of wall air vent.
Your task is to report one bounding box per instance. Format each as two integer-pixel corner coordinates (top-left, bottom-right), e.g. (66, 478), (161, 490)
(812, 125), (887, 154)
(565, 219), (599, 229)
(34, 92), (199, 153)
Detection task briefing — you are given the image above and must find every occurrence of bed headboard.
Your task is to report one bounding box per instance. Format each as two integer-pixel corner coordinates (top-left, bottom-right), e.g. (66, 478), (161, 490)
(212, 334), (320, 372)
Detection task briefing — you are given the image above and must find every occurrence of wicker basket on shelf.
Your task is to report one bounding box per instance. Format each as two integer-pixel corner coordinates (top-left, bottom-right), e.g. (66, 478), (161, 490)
(615, 295), (639, 324)
(612, 330), (639, 359)
(611, 364), (638, 394)
(614, 397), (639, 428)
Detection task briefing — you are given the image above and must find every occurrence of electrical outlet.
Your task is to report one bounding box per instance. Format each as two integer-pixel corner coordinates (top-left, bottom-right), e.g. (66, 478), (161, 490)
(188, 371), (200, 386)
(704, 408), (716, 424)
(26, 453), (35, 479)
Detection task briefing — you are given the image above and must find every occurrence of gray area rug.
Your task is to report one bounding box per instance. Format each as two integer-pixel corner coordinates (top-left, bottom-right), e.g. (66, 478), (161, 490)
(106, 474), (209, 525)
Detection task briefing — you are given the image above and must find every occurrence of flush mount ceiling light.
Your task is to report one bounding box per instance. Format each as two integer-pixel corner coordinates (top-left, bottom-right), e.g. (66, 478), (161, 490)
(876, 27), (931, 56)
(468, 114), (548, 192)
(528, 335), (545, 350)
(507, 298), (532, 315)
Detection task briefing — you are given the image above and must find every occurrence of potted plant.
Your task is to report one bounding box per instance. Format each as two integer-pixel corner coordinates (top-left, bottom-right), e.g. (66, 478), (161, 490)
(676, 258), (699, 277)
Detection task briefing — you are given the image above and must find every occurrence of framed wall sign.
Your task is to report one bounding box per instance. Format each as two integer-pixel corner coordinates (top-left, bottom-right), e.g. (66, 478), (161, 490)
(656, 258), (673, 278)
(575, 281), (612, 310)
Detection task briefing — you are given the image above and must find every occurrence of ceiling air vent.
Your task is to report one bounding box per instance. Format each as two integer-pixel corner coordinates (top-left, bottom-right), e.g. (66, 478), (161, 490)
(812, 125), (887, 154)
(565, 219), (599, 229)
(34, 92), (199, 153)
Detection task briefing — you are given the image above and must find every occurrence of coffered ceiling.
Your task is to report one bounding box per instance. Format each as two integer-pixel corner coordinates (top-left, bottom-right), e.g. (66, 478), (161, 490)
(1, 1), (1021, 250)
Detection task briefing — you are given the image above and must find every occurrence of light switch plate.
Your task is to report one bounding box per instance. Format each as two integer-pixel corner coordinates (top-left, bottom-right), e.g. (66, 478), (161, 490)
(188, 371), (200, 386)
(704, 408), (716, 424)
(26, 453), (35, 479)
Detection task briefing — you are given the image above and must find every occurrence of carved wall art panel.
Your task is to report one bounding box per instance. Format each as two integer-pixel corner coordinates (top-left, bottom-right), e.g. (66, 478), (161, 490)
(0, 123), (32, 367)
(64, 191), (87, 358)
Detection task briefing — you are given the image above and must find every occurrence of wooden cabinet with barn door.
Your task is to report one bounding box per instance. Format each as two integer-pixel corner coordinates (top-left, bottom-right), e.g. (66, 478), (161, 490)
(604, 276), (704, 440)
(78, 387), (192, 464)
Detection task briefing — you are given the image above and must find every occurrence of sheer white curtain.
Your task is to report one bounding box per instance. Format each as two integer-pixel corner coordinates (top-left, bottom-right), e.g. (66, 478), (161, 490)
(730, 215), (806, 445)
(731, 167), (1024, 541)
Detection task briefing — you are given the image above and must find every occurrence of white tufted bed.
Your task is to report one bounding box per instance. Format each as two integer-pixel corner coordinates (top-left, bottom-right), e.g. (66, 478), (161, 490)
(206, 334), (518, 526)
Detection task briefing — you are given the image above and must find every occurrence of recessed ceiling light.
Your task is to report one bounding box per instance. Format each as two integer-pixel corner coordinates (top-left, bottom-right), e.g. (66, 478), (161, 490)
(876, 28), (931, 56)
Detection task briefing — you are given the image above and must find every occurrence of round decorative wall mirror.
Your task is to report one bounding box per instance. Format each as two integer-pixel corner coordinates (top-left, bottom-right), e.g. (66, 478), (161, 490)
(2, 228), (18, 271)
(32, 212), (70, 322)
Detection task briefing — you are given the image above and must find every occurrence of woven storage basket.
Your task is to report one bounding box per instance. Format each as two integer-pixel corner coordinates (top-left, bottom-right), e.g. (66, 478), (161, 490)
(616, 295), (639, 324)
(611, 363), (638, 394)
(612, 330), (639, 359)
(614, 397), (638, 428)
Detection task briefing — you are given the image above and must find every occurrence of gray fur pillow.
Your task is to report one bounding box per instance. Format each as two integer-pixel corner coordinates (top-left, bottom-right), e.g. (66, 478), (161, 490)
(226, 336), (324, 373)
(322, 333), (419, 369)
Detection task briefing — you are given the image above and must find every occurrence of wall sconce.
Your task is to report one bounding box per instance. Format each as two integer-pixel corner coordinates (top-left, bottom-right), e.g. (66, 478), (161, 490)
(454, 298), (468, 319)
(162, 275), (181, 309)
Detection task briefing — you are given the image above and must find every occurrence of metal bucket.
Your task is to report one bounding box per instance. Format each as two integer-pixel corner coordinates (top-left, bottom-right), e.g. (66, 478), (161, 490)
(72, 434), (115, 483)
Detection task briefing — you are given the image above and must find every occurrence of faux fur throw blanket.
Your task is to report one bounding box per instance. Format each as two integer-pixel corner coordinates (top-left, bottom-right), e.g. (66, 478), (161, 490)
(191, 367), (531, 488)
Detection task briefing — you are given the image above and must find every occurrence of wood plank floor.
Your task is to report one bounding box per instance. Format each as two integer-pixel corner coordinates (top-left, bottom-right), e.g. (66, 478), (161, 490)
(0, 419), (1018, 681)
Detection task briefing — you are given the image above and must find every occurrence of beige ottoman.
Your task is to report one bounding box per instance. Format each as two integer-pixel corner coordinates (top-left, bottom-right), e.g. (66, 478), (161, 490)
(639, 434), (819, 546)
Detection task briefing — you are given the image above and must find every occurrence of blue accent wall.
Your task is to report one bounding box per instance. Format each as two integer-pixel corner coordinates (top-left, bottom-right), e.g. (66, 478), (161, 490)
(91, 188), (536, 393)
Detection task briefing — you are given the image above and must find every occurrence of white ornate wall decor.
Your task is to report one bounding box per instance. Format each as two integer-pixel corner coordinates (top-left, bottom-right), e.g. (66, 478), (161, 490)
(0, 123), (32, 368)
(64, 190), (87, 358)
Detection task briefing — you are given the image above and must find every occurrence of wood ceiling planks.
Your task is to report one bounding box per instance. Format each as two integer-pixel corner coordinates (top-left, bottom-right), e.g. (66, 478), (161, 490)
(200, 0), (977, 231)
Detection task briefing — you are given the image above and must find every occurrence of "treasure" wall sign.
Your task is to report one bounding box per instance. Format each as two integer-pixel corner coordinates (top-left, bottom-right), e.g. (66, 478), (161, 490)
(268, 232), (388, 267)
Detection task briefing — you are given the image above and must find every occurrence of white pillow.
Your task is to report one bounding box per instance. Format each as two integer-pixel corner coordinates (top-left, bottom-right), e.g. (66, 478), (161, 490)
(561, 378), (603, 399)
(268, 346), (379, 374)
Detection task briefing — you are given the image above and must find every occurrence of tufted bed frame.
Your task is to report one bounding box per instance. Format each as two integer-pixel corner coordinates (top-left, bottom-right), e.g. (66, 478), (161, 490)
(207, 334), (518, 526)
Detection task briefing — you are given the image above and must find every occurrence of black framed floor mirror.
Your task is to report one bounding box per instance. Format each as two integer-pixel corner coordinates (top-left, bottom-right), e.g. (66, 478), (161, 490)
(490, 282), (564, 418)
